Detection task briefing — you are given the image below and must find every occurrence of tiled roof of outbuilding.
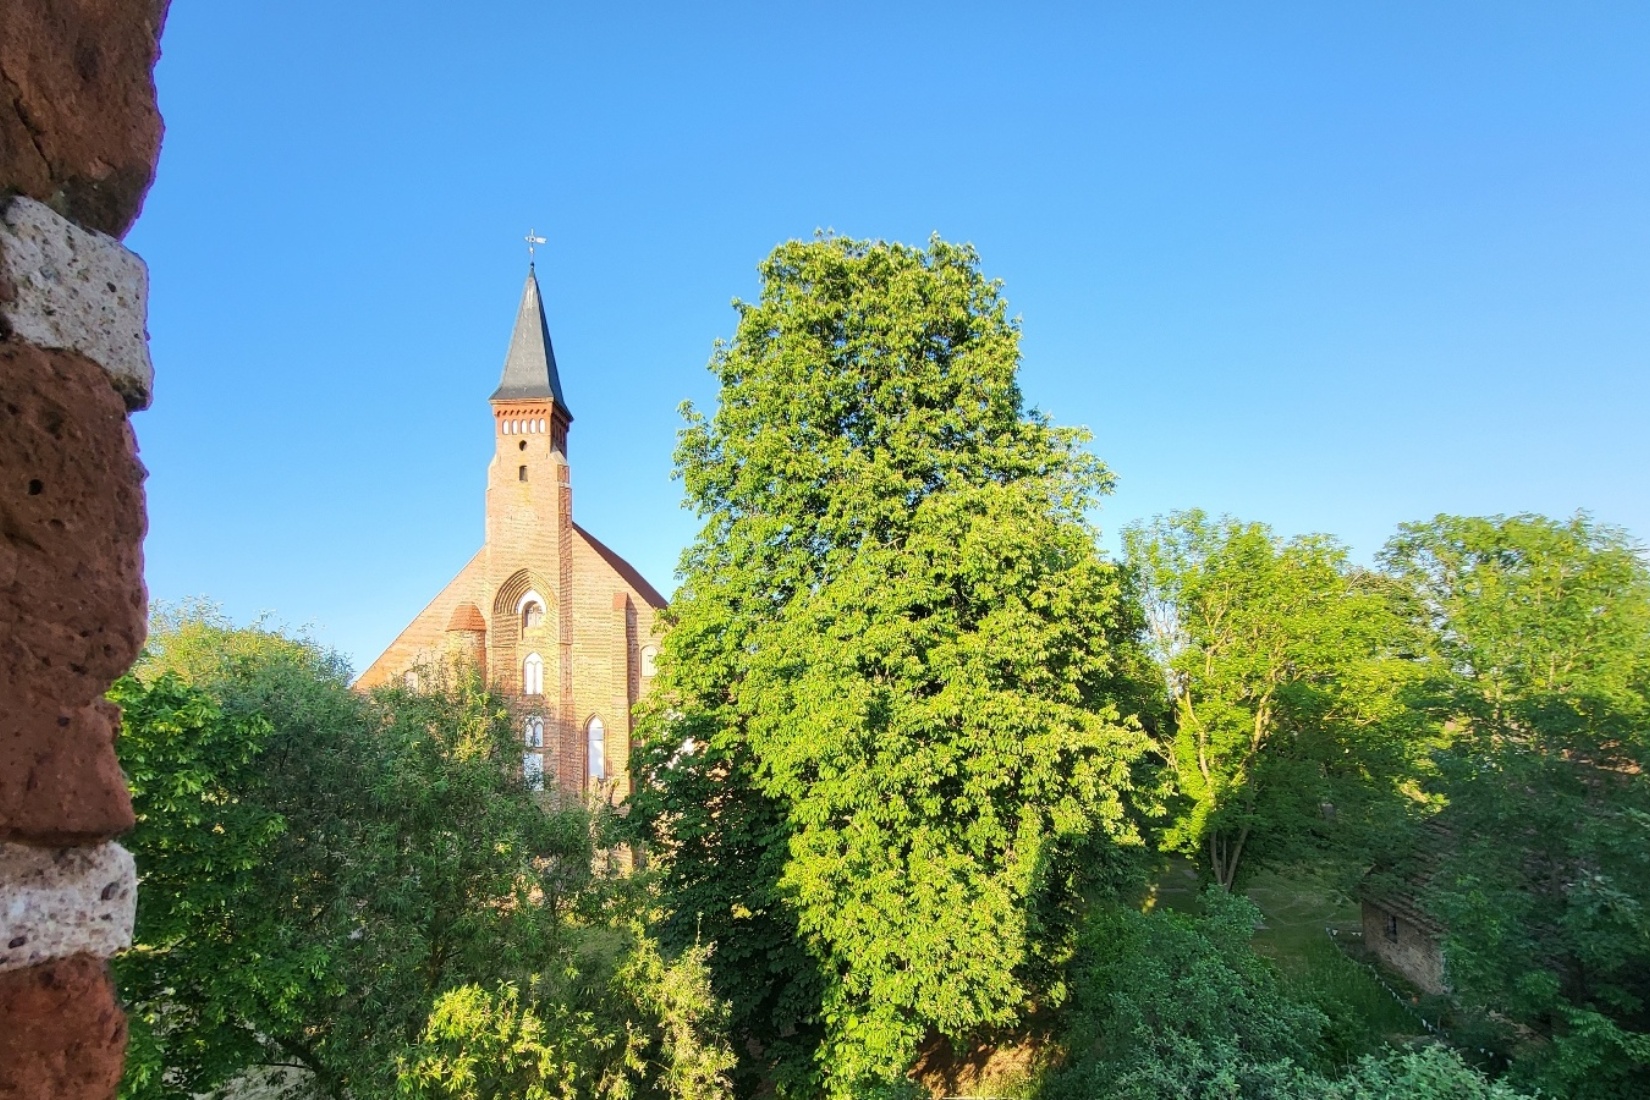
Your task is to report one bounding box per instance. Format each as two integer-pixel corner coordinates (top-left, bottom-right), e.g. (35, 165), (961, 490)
(1360, 818), (1451, 937)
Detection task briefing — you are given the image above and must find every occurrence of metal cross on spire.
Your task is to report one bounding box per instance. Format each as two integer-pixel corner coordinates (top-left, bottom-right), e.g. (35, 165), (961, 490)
(525, 228), (547, 265)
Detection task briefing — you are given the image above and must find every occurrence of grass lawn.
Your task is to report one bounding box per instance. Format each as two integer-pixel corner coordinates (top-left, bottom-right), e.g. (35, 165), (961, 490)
(1148, 859), (1425, 1057)
(1244, 869), (1425, 1046)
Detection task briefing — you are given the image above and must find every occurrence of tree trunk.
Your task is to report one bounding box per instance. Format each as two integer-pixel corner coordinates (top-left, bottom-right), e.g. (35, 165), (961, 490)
(1208, 823), (1251, 890)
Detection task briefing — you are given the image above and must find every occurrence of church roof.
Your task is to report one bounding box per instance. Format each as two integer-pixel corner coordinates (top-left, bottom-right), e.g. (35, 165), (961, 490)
(574, 523), (669, 610)
(490, 265), (569, 410)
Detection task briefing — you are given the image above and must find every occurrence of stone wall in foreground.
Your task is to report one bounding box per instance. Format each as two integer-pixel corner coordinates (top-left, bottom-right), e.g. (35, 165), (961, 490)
(1, 2), (170, 1096)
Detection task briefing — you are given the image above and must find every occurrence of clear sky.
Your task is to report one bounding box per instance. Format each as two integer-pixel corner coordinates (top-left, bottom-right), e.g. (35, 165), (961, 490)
(129, 2), (1650, 674)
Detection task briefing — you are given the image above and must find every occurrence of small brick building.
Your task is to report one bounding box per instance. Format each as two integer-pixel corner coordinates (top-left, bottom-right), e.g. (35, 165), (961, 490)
(1360, 889), (1447, 995)
(1359, 819), (1451, 995)
(358, 265), (666, 799)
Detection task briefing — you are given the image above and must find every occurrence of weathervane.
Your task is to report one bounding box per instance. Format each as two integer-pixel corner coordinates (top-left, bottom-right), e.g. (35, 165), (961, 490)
(525, 228), (547, 265)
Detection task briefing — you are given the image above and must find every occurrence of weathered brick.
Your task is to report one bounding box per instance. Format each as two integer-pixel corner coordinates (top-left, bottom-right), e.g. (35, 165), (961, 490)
(0, 342), (144, 844)
(0, 0), (170, 238)
(0, 954), (127, 1100)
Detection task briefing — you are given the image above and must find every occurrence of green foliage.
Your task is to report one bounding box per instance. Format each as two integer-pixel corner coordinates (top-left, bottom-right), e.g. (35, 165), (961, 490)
(1319, 1046), (1537, 1100)
(626, 702), (822, 1098)
(400, 935), (735, 1100)
(1124, 511), (1427, 888)
(1383, 513), (1650, 710)
(1061, 1044), (1537, 1100)
(313, 673), (605, 1097)
(401, 982), (603, 1100)
(618, 936), (740, 1100)
(1270, 932), (1420, 1068)
(112, 673), (291, 1095)
(115, 610), (369, 1096)
(1381, 513), (1650, 1099)
(630, 234), (1151, 1096)
(1041, 890), (1531, 1100)
(1044, 888), (1328, 1098)
(116, 608), (733, 1100)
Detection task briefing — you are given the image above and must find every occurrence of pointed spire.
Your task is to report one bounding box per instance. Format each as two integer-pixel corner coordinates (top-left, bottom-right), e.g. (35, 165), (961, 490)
(491, 266), (569, 410)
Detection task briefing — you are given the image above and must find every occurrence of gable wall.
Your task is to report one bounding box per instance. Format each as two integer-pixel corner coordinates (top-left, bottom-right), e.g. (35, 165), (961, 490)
(355, 550), (488, 690)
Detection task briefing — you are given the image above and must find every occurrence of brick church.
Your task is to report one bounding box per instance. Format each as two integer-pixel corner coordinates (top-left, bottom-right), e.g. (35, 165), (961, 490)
(358, 264), (666, 798)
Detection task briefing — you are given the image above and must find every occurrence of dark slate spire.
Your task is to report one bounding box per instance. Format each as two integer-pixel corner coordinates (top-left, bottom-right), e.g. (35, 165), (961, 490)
(490, 265), (568, 409)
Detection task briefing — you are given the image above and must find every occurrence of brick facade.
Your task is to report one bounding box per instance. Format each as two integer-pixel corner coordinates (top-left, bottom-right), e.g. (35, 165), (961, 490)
(357, 268), (665, 801)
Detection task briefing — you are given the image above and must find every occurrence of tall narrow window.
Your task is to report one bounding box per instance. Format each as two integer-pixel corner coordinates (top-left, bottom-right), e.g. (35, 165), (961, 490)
(518, 465), (528, 482)
(522, 600), (544, 630)
(524, 716), (544, 747)
(1384, 913), (1399, 943)
(522, 652), (544, 696)
(522, 751), (544, 792)
(587, 716), (606, 782)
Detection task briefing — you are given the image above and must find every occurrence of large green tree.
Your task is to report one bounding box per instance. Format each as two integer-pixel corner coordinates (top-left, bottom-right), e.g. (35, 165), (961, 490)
(115, 612), (373, 1096)
(116, 610), (732, 1100)
(1382, 513), (1650, 1099)
(629, 235), (1149, 1097)
(1124, 511), (1424, 888)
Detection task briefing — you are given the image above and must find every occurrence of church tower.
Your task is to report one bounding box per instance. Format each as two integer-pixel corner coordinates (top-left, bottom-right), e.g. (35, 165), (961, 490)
(484, 266), (577, 788)
(359, 262), (667, 800)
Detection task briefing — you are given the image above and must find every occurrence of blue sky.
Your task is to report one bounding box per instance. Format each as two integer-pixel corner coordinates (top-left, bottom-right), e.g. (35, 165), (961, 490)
(130, 2), (1650, 673)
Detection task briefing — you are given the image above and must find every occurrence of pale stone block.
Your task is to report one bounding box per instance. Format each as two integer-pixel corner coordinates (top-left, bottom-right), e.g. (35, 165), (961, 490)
(0, 195), (153, 409)
(0, 842), (136, 972)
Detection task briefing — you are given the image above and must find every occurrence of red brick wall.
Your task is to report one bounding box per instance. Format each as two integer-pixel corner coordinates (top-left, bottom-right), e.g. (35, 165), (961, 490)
(0, 2), (169, 1094)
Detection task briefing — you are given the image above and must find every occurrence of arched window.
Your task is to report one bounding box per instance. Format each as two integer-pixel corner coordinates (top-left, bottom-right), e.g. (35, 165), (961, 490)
(522, 751), (544, 792)
(640, 645), (659, 678)
(522, 600), (544, 630)
(403, 670), (419, 692)
(524, 716), (544, 748)
(587, 716), (606, 782)
(522, 652), (544, 696)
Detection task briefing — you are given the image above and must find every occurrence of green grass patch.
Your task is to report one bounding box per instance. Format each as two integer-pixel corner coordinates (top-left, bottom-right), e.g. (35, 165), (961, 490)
(1243, 868), (1426, 1065)
(1145, 862), (1427, 1068)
